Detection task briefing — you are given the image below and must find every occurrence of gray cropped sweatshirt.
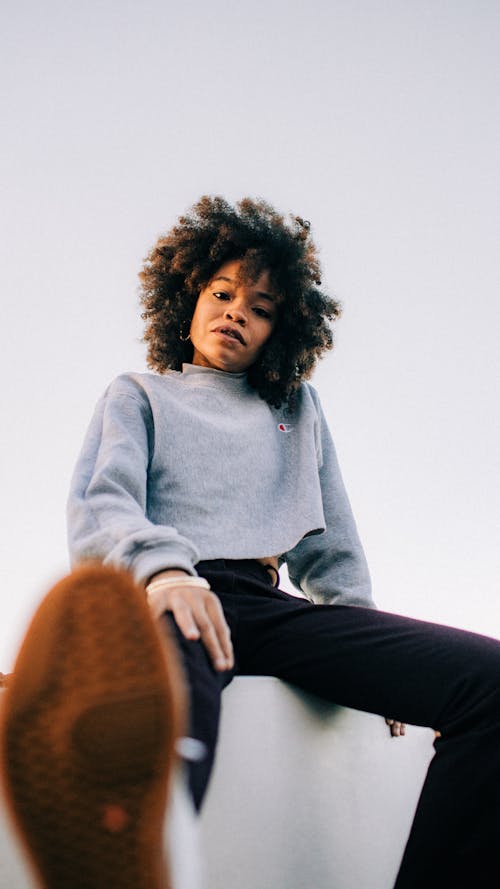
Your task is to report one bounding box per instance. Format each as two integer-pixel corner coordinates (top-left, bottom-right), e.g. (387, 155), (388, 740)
(67, 364), (374, 607)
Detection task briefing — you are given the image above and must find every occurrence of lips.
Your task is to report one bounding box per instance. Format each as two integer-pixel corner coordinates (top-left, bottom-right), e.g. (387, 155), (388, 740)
(213, 326), (246, 345)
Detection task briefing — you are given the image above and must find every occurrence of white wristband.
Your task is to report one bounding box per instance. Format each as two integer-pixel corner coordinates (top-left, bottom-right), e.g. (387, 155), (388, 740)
(145, 575), (211, 621)
(146, 576), (210, 595)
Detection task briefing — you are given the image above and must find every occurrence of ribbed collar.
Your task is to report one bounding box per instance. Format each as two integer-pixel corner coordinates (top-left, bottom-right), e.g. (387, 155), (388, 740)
(181, 363), (251, 393)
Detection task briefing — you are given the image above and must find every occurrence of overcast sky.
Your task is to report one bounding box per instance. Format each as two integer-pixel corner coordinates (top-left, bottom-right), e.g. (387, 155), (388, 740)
(1, 0), (499, 669)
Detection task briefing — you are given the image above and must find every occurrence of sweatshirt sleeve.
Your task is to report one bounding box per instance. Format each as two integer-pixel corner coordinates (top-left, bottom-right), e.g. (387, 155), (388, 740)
(66, 375), (200, 585)
(284, 387), (375, 608)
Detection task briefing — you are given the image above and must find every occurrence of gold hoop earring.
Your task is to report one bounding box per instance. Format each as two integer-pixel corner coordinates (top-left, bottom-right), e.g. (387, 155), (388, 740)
(179, 322), (191, 342)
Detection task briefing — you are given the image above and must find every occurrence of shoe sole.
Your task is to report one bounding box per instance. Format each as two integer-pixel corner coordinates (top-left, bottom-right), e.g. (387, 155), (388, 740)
(0, 563), (186, 889)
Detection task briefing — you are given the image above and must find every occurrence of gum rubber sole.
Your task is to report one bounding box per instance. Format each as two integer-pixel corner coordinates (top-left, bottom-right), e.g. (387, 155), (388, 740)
(0, 564), (186, 889)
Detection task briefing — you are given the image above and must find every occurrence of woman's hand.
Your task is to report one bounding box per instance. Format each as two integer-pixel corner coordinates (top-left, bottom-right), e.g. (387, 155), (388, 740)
(148, 570), (234, 673)
(385, 718), (406, 737)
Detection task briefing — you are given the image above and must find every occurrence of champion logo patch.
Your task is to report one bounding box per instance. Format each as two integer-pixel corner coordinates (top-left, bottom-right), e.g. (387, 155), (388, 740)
(278, 423), (293, 433)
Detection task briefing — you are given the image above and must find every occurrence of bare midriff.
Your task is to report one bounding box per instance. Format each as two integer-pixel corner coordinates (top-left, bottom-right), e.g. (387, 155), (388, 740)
(256, 555), (280, 583)
(256, 555), (279, 573)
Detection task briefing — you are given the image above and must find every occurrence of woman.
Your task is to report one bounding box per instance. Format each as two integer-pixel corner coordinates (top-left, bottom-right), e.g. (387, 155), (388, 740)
(3, 196), (500, 889)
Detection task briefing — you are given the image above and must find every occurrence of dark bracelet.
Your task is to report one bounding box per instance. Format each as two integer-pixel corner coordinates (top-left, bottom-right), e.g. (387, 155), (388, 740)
(263, 563), (280, 587)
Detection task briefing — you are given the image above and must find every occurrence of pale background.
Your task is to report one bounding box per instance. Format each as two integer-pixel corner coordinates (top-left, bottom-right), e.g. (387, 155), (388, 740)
(1, 0), (499, 670)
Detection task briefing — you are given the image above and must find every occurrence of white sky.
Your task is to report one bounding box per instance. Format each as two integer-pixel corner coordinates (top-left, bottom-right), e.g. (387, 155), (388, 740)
(1, 0), (499, 670)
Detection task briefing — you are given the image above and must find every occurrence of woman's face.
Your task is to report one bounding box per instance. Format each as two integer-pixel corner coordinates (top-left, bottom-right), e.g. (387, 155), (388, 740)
(189, 259), (280, 373)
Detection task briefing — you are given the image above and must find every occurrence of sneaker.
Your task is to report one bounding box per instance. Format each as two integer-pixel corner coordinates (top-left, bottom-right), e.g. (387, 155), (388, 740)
(0, 563), (186, 889)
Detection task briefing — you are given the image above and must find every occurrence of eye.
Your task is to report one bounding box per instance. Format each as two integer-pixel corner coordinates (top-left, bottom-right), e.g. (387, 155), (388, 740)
(213, 290), (230, 301)
(253, 307), (272, 319)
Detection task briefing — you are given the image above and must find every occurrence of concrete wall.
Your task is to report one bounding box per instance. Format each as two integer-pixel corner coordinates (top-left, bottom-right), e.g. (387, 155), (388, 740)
(1, 678), (435, 889)
(200, 677), (435, 889)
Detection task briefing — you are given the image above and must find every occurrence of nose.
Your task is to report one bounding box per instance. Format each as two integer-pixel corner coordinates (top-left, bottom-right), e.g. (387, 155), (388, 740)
(223, 302), (247, 324)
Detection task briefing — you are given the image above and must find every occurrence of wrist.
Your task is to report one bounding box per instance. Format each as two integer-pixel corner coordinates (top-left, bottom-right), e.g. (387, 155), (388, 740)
(145, 571), (210, 620)
(147, 568), (191, 585)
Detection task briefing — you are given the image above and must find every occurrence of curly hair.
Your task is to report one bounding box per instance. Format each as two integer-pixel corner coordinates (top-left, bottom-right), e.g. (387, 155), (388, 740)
(139, 196), (341, 409)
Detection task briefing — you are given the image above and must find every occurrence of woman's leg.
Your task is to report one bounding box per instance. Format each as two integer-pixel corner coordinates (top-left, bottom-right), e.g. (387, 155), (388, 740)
(200, 563), (500, 889)
(160, 614), (235, 811)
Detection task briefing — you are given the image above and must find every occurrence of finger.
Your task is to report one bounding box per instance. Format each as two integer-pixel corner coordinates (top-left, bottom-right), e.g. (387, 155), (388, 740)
(170, 600), (201, 641)
(390, 721), (406, 738)
(193, 604), (229, 672)
(205, 594), (234, 666)
(168, 588), (233, 671)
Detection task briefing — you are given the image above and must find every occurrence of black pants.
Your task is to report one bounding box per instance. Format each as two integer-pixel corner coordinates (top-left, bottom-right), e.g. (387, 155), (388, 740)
(161, 559), (500, 889)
